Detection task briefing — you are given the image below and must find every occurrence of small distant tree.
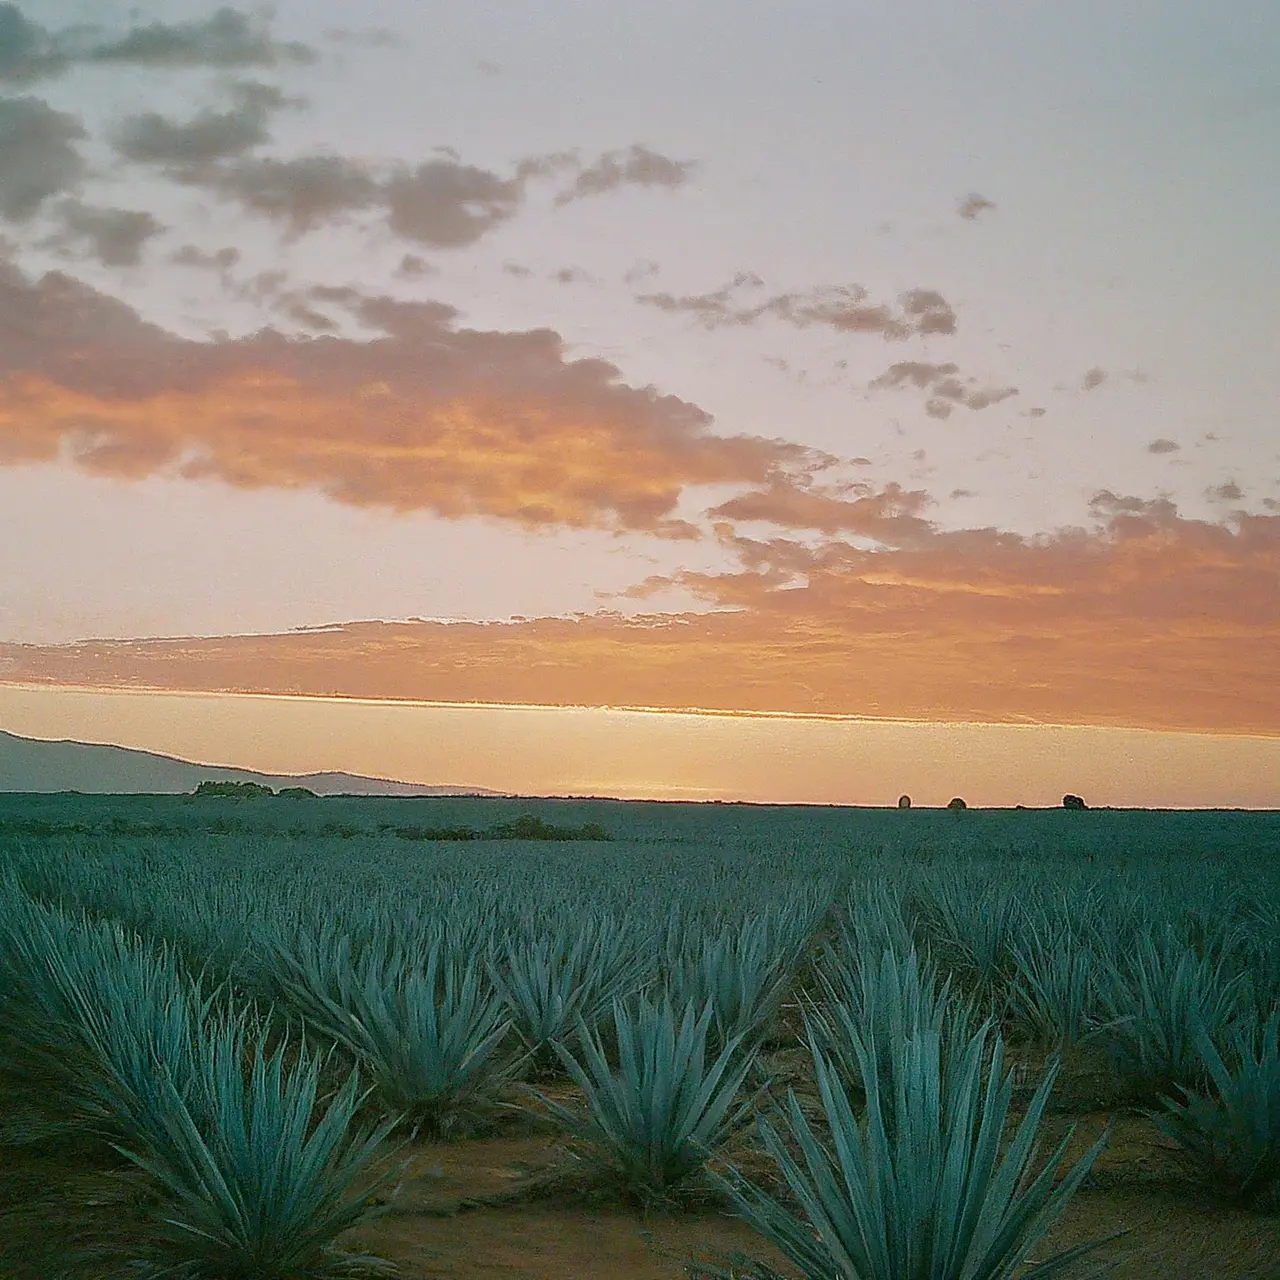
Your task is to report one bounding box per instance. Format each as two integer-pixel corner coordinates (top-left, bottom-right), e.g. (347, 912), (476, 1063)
(277, 786), (318, 799)
(192, 780), (274, 798)
(897, 794), (912, 809)
(1063, 794), (1087, 810)
(946, 797), (968, 811)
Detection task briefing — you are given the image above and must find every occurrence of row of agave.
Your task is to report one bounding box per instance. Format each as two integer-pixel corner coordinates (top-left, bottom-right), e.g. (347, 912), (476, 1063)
(3, 864), (1279, 1278)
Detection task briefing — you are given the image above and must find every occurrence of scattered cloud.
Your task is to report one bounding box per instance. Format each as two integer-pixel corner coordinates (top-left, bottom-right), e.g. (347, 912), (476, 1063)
(8, 498), (1277, 734)
(0, 95), (84, 220)
(324, 27), (399, 48)
(553, 266), (594, 284)
(0, 261), (823, 536)
(87, 7), (315, 70)
(638, 276), (957, 340)
(44, 199), (164, 266)
(383, 159), (523, 247)
(623, 259), (660, 284)
(950, 488), (975, 498)
(1147, 438), (1180, 454)
(554, 144), (695, 206)
(394, 253), (433, 279)
(957, 192), (996, 220)
(171, 244), (240, 273)
(1081, 366), (1107, 391)
(113, 82), (295, 166)
(502, 261), (533, 278)
(1206, 480), (1244, 503)
(194, 155), (381, 234)
(869, 361), (1017, 416)
(1023, 407), (1047, 418)
(707, 479), (933, 543)
(0, 4), (67, 83)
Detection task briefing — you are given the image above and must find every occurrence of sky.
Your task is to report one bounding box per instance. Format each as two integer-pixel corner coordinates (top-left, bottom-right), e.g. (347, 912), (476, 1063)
(1, 1), (1278, 804)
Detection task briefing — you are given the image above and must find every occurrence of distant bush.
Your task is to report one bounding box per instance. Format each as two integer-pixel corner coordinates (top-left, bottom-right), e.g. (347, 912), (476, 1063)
(1063, 794), (1088, 810)
(192, 780), (274, 798)
(277, 787), (318, 799)
(897, 795), (911, 809)
(390, 814), (612, 843)
(946, 797), (968, 811)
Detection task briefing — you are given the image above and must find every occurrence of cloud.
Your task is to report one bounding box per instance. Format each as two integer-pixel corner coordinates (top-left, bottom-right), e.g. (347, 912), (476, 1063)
(45, 200), (164, 266)
(553, 266), (594, 284)
(0, 95), (84, 220)
(707, 479), (934, 543)
(324, 28), (399, 48)
(1081, 366), (1107, 391)
(869, 360), (1017, 416)
(957, 193), (995, 220)
(87, 7), (315, 69)
(171, 244), (240, 273)
(393, 253), (433, 279)
(554, 144), (695, 205)
(113, 82), (294, 165)
(0, 4), (67, 83)
(623, 259), (660, 284)
(1206, 481), (1244, 503)
(7, 499), (1277, 735)
(383, 159), (523, 247)
(502, 262), (533, 277)
(638, 276), (957, 340)
(0, 261), (822, 535)
(195, 155), (382, 233)
(1147, 438), (1180, 454)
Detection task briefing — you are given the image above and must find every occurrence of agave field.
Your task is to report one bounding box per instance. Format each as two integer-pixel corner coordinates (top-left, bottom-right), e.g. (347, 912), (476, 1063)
(1, 792), (1278, 1279)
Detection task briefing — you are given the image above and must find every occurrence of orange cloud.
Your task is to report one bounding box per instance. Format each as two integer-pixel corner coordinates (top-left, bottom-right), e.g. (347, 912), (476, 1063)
(0, 263), (821, 533)
(5, 499), (1277, 736)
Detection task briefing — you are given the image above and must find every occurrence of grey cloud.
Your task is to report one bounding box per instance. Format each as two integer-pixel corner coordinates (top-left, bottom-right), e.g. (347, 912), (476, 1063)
(0, 95), (84, 220)
(114, 82), (293, 165)
(200, 155), (381, 233)
(554, 144), (695, 206)
(553, 266), (594, 284)
(324, 28), (399, 48)
(88, 7), (314, 69)
(394, 253), (433, 279)
(871, 360), (1016, 415)
(1147, 438), (1180, 455)
(502, 262), (533, 277)
(47, 199), (164, 266)
(639, 276), (956, 342)
(958, 193), (995, 220)
(0, 4), (67, 83)
(623, 258), (660, 283)
(1081, 366), (1107, 391)
(384, 160), (522, 247)
(1206, 481), (1244, 503)
(171, 244), (240, 272)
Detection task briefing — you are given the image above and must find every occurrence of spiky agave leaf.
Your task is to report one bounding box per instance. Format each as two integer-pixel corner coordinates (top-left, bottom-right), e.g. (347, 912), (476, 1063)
(530, 995), (762, 1204)
(1100, 927), (1247, 1101)
(663, 917), (800, 1053)
(1007, 920), (1115, 1053)
(114, 1018), (401, 1280)
(808, 944), (976, 1107)
(710, 1023), (1117, 1280)
(270, 930), (513, 1134)
(488, 914), (646, 1069)
(1151, 1008), (1280, 1208)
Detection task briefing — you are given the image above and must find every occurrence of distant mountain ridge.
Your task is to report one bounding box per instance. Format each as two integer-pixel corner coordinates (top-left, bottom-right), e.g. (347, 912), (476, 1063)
(0, 729), (501, 796)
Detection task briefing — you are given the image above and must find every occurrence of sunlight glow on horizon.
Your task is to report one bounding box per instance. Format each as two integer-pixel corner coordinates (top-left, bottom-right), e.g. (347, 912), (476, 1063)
(3, 683), (1277, 810)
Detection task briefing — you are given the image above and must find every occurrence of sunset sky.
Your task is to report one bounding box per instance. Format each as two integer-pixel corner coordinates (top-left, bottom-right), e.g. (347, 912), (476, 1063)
(2, 1), (1278, 804)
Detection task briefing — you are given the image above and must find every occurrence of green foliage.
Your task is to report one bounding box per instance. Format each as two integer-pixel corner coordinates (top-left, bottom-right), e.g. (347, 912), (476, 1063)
(114, 1020), (400, 1280)
(529, 995), (762, 1205)
(278, 787), (319, 799)
(1152, 1009), (1280, 1208)
(193, 780), (275, 798)
(711, 1024), (1116, 1280)
(268, 929), (515, 1135)
(1100, 928), (1248, 1101)
(489, 914), (645, 1069)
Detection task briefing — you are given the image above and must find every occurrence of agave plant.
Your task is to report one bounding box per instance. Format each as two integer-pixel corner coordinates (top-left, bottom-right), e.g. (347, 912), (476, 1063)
(530, 995), (763, 1205)
(488, 914), (645, 1072)
(1151, 1008), (1280, 1209)
(808, 944), (976, 1106)
(710, 1022), (1116, 1280)
(1100, 927), (1247, 1101)
(114, 1017), (401, 1280)
(269, 930), (514, 1135)
(663, 916), (801, 1053)
(1006, 920), (1114, 1053)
